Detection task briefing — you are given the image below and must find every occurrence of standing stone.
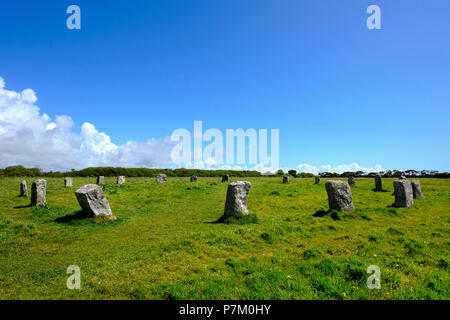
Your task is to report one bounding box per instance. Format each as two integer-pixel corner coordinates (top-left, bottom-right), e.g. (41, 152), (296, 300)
(31, 179), (47, 206)
(411, 180), (424, 199)
(283, 175), (289, 184)
(20, 180), (28, 197)
(315, 176), (320, 184)
(64, 177), (73, 187)
(325, 180), (354, 212)
(97, 176), (105, 184)
(222, 174), (229, 183)
(375, 175), (383, 191)
(399, 176), (407, 180)
(156, 173), (167, 183)
(393, 180), (414, 208)
(75, 184), (113, 216)
(190, 176), (198, 182)
(117, 176), (126, 185)
(224, 181), (251, 217)
(348, 175), (355, 186)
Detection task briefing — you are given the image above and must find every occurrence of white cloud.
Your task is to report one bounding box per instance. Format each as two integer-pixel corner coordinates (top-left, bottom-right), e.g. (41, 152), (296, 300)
(297, 162), (384, 175)
(0, 76), (175, 171)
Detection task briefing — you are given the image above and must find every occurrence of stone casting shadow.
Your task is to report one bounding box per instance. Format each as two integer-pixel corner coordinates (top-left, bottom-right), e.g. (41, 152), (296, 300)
(54, 210), (92, 224)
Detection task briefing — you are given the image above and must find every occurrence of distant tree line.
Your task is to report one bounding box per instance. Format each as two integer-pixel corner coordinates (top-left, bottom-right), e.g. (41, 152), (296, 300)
(0, 166), (448, 178)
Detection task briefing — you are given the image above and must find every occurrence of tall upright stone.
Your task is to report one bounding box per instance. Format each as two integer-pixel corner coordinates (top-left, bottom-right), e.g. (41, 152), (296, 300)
(156, 173), (167, 183)
(117, 176), (126, 185)
(97, 176), (105, 184)
(75, 184), (113, 216)
(224, 181), (251, 217)
(31, 179), (47, 206)
(20, 180), (28, 197)
(283, 175), (289, 184)
(190, 176), (198, 182)
(411, 180), (424, 199)
(64, 177), (73, 187)
(222, 174), (229, 183)
(375, 175), (383, 191)
(325, 180), (354, 212)
(315, 176), (320, 184)
(393, 179), (414, 208)
(348, 175), (355, 186)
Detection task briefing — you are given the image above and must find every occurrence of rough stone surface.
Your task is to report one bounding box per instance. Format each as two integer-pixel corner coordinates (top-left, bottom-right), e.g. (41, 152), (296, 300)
(325, 180), (354, 212)
(283, 175), (289, 184)
(65, 177), (73, 187)
(20, 180), (28, 197)
(348, 175), (355, 185)
(375, 175), (383, 191)
(190, 176), (198, 182)
(75, 184), (113, 216)
(97, 176), (105, 184)
(31, 179), (47, 206)
(315, 176), (320, 184)
(411, 180), (424, 199)
(393, 180), (414, 208)
(222, 174), (229, 183)
(117, 176), (126, 185)
(156, 174), (167, 183)
(399, 176), (407, 180)
(224, 181), (251, 217)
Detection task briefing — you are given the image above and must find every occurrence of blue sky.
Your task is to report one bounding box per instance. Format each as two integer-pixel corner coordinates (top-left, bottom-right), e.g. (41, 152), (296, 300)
(0, 0), (449, 172)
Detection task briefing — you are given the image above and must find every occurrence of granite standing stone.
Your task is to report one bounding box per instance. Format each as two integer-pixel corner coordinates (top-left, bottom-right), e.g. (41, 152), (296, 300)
(348, 175), (355, 185)
(20, 180), (28, 197)
(75, 184), (113, 216)
(156, 174), (167, 183)
(117, 176), (126, 185)
(283, 175), (289, 184)
(411, 180), (424, 199)
(65, 177), (73, 187)
(375, 175), (383, 191)
(222, 174), (229, 183)
(97, 176), (105, 184)
(393, 179), (414, 208)
(31, 179), (47, 206)
(224, 181), (251, 217)
(325, 180), (354, 212)
(190, 176), (198, 182)
(315, 176), (320, 184)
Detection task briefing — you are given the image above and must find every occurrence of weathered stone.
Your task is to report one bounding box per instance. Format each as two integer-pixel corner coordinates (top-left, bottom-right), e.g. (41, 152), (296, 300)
(64, 177), (73, 187)
(97, 176), (104, 184)
(31, 179), (47, 206)
(375, 175), (383, 191)
(325, 180), (354, 212)
(399, 176), (407, 180)
(75, 184), (113, 216)
(315, 176), (320, 184)
(117, 176), (126, 185)
(348, 175), (355, 185)
(20, 180), (28, 197)
(156, 173), (167, 183)
(190, 176), (198, 182)
(283, 175), (289, 184)
(411, 180), (424, 199)
(222, 174), (229, 183)
(393, 180), (414, 208)
(224, 181), (251, 217)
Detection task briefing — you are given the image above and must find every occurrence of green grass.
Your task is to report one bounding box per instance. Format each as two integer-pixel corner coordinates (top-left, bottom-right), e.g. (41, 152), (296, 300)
(0, 176), (449, 300)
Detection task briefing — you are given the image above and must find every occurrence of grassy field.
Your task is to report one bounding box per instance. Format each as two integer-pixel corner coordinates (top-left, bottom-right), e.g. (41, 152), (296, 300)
(0, 176), (449, 300)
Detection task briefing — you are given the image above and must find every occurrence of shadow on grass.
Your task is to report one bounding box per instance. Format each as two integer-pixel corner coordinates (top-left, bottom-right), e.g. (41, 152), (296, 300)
(372, 188), (390, 192)
(13, 204), (32, 209)
(209, 213), (258, 225)
(313, 209), (361, 221)
(53, 210), (92, 224)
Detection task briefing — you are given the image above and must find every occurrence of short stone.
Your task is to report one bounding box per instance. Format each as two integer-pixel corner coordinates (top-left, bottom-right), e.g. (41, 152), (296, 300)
(31, 179), (47, 206)
(393, 180), (414, 208)
(117, 176), (126, 185)
(283, 175), (289, 184)
(190, 176), (198, 182)
(348, 175), (355, 185)
(65, 177), (73, 187)
(75, 184), (113, 216)
(325, 180), (354, 212)
(375, 175), (383, 191)
(315, 176), (320, 184)
(224, 181), (251, 217)
(156, 174), (167, 183)
(222, 174), (229, 183)
(20, 180), (28, 197)
(97, 176), (105, 184)
(411, 180), (424, 199)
